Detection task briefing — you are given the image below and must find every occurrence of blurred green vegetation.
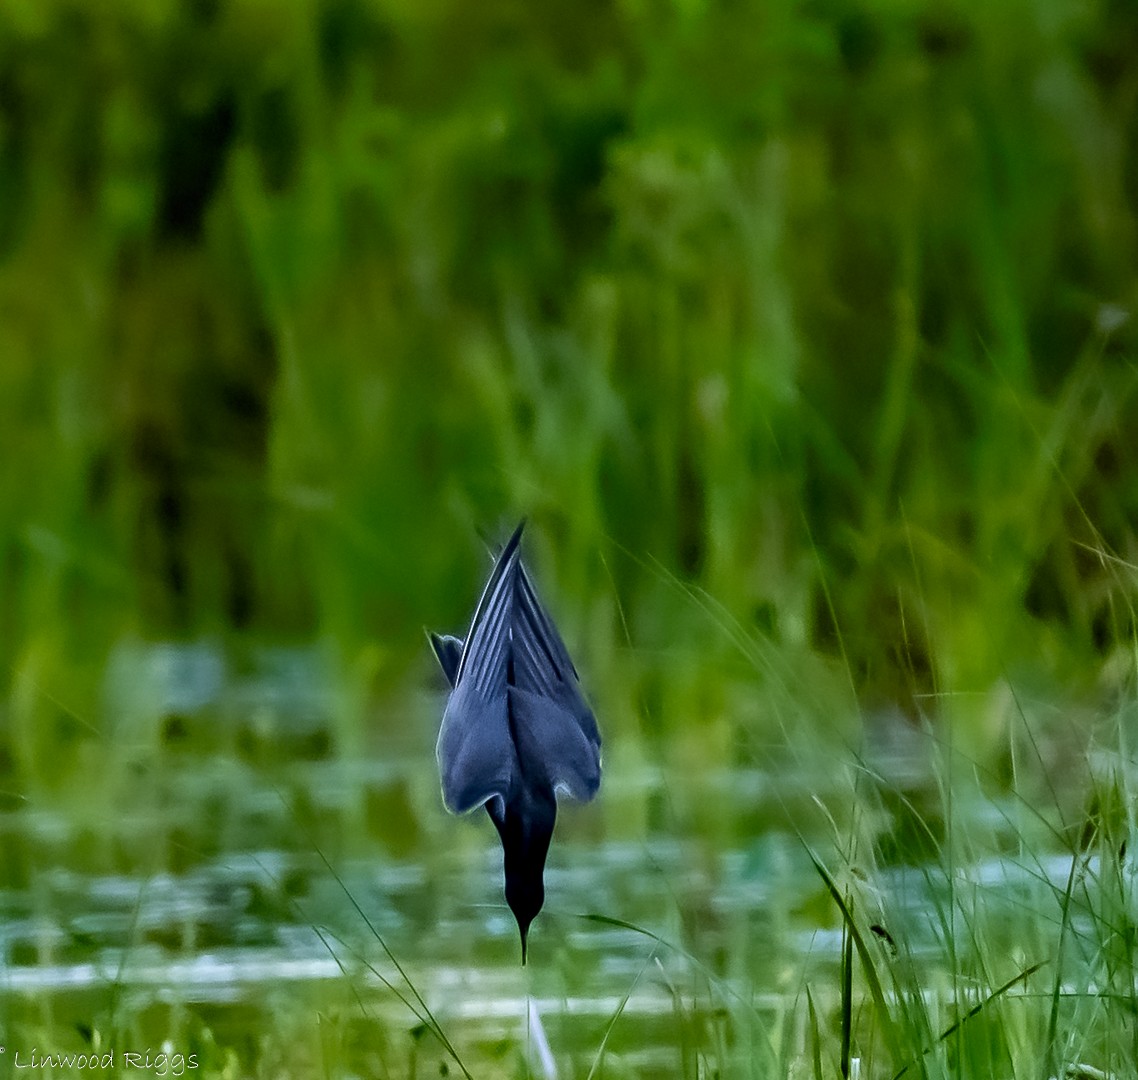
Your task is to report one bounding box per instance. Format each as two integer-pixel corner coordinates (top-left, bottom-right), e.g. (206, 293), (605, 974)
(1, 2), (1138, 1073)
(1, 0), (1137, 779)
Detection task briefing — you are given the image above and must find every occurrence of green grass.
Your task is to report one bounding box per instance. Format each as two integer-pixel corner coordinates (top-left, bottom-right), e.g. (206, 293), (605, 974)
(0, 0), (1137, 1075)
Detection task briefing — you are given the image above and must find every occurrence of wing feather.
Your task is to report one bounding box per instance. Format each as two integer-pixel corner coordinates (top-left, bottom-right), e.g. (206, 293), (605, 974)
(428, 633), (464, 688)
(437, 522), (526, 814)
(437, 684), (515, 813)
(454, 522), (524, 695)
(514, 562), (601, 753)
(509, 686), (601, 802)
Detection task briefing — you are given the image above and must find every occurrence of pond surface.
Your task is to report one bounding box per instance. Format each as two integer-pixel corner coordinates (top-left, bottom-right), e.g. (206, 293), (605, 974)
(0, 640), (1117, 1077)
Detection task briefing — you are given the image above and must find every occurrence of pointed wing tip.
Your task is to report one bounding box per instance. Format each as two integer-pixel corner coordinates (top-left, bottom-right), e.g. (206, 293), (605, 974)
(453, 524), (525, 689)
(503, 518), (526, 558)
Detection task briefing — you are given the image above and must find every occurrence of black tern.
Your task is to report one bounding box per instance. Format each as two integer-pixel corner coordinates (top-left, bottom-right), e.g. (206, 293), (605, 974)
(430, 521), (602, 963)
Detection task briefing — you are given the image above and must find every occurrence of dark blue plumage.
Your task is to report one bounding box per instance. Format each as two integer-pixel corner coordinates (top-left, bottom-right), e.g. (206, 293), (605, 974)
(430, 521), (601, 962)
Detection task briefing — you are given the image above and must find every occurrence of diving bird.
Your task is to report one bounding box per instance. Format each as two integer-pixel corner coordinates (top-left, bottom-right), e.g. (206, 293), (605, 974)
(430, 521), (601, 963)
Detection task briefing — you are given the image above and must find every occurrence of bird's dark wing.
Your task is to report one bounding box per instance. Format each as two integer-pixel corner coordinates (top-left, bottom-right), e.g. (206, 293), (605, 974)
(517, 563), (579, 681)
(428, 633), (464, 688)
(509, 686), (601, 802)
(438, 683), (515, 813)
(436, 523), (525, 814)
(509, 562), (601, 802)
(513, 562), (602, 751)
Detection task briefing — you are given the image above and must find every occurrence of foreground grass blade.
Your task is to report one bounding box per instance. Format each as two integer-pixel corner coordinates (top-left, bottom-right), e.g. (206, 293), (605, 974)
(840, 890), (854, 1078)
(891, 959), (1046, 1080)
(805, 844), (903, 1072)
(279, 795), (473, 1080)
(584, 942), (658, 1080)
(310, 844), (473, 1080)
(806, 986), (825, 1080)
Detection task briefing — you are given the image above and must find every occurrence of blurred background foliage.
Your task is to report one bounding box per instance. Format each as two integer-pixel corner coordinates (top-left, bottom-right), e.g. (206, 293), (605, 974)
(1, 0), (1137, 786)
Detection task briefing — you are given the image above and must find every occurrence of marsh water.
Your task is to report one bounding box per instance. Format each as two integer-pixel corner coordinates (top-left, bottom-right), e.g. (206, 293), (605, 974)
(1, 640), (1111, 1076)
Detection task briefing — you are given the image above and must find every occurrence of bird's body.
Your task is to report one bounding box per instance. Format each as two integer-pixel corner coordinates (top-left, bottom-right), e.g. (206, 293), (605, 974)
(430, 522), (601, 962)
